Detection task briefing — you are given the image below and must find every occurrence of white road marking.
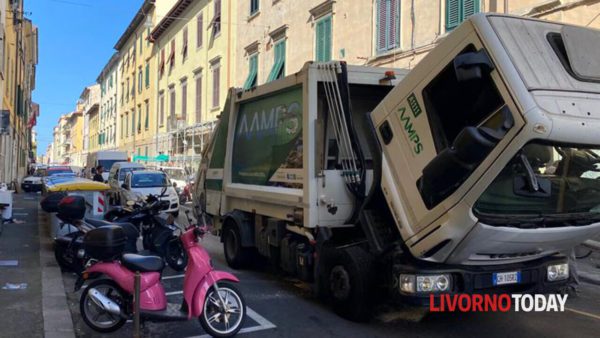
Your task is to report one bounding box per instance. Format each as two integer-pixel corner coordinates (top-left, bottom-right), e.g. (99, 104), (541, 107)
(566, 307), (600, 321)
(12, 207), (24, 210)
(186, 307), (276, 338)
(13, 213), (28, 216)
(23, 197), (36, 200)
(162, 274), (185, 280)
(166, 290), (183, 296)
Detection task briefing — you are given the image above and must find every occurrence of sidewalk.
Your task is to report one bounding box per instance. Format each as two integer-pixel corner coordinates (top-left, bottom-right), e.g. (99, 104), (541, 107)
(0, 193), (75, 338)
(578, 251), (600, 286)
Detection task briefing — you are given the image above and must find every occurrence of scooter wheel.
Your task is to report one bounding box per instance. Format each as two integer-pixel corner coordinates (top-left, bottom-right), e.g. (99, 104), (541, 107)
(198, 282), (246, 337)
(165, 237), (188, 272)
(80, 279), (128, 333)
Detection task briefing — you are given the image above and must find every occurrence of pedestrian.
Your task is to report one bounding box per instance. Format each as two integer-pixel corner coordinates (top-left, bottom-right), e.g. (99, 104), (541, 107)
(93, 165), (104, 182)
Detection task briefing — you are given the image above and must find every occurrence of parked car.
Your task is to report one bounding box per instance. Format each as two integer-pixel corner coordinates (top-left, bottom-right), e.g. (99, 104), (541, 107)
(119, 170), (179, 215)
(21, 167), (47, 192)
(107, 162), (146, 205)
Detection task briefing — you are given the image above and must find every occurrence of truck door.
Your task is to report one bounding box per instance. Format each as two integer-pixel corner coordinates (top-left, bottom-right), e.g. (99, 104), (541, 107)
(373, 30), (524, 245)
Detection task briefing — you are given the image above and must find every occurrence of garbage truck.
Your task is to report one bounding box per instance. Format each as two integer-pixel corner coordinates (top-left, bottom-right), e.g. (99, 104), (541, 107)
(193, 13), (600, 320)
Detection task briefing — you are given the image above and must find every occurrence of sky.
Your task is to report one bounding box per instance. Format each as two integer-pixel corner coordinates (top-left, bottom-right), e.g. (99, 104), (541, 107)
(25, 0), (144, 155)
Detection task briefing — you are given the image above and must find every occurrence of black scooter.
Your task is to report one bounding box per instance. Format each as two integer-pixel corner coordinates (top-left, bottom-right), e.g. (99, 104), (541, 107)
(104, 189), (187, 271)
(53, 196), (139, 273)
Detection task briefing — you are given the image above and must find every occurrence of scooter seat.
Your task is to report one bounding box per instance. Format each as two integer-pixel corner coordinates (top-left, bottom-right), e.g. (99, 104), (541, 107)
(122, 253), (165, 272)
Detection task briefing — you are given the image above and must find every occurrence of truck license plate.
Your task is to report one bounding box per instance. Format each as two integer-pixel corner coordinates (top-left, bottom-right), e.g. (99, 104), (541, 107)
(493, 271), (521, 286)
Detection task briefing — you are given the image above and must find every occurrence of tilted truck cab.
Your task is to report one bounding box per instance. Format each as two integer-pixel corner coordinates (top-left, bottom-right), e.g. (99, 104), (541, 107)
(195, 14), (600, 320)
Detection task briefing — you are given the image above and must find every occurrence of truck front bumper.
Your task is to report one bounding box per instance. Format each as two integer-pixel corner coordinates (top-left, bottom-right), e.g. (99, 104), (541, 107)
(391, 254), (569, 306)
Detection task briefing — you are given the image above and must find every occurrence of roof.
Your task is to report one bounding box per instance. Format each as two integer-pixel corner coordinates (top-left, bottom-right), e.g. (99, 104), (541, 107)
(96, 52), (120, 82)
(114, 0), (155, 50)
(150, 0), (193, 41)
(132, 170), (165, 175)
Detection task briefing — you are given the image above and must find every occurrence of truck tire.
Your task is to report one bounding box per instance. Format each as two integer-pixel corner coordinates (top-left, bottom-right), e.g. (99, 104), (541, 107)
(222, 223), (251, 269)
(318, 245), (374, 322)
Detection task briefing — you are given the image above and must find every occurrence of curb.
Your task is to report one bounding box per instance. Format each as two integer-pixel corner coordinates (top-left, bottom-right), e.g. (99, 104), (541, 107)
(38, 208), (76, 338)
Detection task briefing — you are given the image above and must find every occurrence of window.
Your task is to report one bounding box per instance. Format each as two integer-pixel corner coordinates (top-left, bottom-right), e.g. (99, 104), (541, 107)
(120, 115), (124, 139)
(243, 53), (258, 89)
(131, 110), (135, 135)
(145, 64), (150, 88)
(159, 49), (165, 77)
(212, 62), (220, 108)
(315, 16), (332, 62)
(195, 74), (202, 123)
(120, 82), (124, 105)
(446, 0), (480, 31)
(139, 33), (143, 54)
(376, 0), (400, 53)
(197, 14), (203, 48)
(131, 76), (136, 98)
(159, 92), (165, 126)
(182, 26), (188, 61)
(268, 40), (285, 82)
(212, 0), (222, 36)
(138, 68), (143, 93)
(181, 80), (188, 121)
(125, 113), (129, 137)
(250, 0), (259, 15)
(126, 79), (130, 102)
(422, 46), (504, 152)
(169, 40), (176, 69)
(137, 105), (142, 133)
(170, 87), (176, 128)
(144, 100), (149, 130)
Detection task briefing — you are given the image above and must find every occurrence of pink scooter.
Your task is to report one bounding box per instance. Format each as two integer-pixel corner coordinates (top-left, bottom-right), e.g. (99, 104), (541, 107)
(76, 212), (246, 337)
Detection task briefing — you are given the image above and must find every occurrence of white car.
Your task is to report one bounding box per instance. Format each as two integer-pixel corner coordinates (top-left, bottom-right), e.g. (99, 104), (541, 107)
(21, 167), (46, 192)
(107, 162), (146, 204)
(119, 170), (179, 215)
(158, 167), (189, 189)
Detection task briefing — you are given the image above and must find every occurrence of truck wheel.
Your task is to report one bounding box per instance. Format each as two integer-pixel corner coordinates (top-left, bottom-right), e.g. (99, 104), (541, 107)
(319, 245), (374, 322)
(223, 223), (251, 269)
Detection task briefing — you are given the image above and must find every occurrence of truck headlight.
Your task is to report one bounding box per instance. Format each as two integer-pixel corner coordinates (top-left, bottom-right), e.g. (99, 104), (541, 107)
(399, 274), (415, 293)
(547, 263), (569, 281)
(399, 274), (451, 293)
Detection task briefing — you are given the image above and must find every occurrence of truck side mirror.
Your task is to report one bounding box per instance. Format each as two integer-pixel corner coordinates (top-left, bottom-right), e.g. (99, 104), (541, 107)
(453, 49), (494, 82)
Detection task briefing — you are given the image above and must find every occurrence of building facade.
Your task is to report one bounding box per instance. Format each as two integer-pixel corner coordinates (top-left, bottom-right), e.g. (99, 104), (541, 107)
(79, 84), (100, 165)
(96, 52), (119, 151)
(0, 0), (38, 184)
(115, 0), (176, 162)
(150, 0), (235, 170)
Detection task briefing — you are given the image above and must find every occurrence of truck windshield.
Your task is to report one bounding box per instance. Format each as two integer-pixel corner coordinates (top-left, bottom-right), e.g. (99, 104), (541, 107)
(131, 173), (168, 188)
(474, 142), (600, 221)
(98, 160), (120, 171)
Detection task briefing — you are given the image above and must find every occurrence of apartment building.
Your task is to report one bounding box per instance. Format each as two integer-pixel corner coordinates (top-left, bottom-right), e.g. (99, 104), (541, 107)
(150, 0), (236, 170)
(96, 52), (119, 151)
(115, 0), (176, 162)
(0, 0), (38, 183)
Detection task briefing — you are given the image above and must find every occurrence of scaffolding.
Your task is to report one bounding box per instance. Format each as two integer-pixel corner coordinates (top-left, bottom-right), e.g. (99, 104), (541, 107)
(154, 120), (216, 174)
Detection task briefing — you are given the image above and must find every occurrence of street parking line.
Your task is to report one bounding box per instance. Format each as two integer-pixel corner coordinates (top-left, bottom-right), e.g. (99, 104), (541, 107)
(187, 307), (276, 338)
(565, 307), (600, 321)
(166, 290), (183, 296)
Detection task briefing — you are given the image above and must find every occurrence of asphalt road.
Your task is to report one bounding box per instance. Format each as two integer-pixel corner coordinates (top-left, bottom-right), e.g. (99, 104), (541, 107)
(56, 202), (600, 338)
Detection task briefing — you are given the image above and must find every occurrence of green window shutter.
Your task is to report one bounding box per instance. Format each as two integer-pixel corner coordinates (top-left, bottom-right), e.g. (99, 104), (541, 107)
(323, 17), (332, 62)
(267, 40), (285, 82)
(145, 64), (150, 88)
(316, 16), (331, 62)
(243, 54), (258, 89)
(145, 105), (149, 130)
(446, 0), (460, 31)
(462, 0), (480, 19)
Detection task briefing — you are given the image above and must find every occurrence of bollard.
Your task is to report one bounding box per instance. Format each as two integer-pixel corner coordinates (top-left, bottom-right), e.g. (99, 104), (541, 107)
(134, 271), (141, 338)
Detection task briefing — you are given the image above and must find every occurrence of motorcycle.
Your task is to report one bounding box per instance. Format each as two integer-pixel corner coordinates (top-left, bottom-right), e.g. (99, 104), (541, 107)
(76, 210), (246, 337)
(53, 195), (139, 273)
(104, 189), (187, 272)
